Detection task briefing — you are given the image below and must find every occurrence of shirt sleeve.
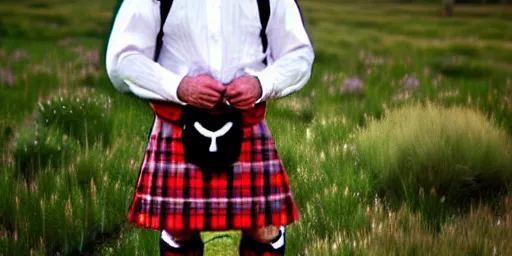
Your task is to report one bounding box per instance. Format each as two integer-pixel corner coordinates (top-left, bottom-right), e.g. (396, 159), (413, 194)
(105, 0), (186, 104)
(252, 0), (315, 103)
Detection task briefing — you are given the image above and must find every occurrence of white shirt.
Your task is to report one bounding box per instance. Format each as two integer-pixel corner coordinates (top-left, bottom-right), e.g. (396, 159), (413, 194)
(106, 0), (314, 105)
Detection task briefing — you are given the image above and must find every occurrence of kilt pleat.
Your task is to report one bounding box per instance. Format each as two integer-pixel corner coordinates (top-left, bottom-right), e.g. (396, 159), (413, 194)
(127, 116), (299, 232)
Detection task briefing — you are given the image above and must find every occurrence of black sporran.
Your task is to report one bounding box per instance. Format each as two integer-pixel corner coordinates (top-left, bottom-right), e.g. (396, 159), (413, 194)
(180, 106), (243, 172)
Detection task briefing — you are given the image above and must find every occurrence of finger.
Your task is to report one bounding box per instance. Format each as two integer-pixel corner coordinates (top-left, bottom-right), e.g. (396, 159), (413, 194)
(229, 94), (253, 105)
(200, 91), (222, 102)
(231, 100), (255, 110)
(198, 94), (219, 104)
(201, 89), (222, 99)
(225, 87), (243, 99)
(233, 102), (254, 110)
(199, 100), (216, 109)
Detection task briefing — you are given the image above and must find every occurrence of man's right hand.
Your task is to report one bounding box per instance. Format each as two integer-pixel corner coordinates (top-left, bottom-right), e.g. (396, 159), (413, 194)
(177, 75), (226, 109)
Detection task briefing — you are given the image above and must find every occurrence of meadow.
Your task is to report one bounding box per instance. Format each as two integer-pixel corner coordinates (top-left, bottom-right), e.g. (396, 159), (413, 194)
(1, 0), (512, 255)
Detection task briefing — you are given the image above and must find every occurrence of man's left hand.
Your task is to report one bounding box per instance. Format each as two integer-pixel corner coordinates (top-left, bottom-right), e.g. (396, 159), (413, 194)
(224, 76), (262, 110)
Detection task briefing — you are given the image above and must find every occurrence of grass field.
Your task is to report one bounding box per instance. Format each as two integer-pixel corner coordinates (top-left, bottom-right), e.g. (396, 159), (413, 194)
(1, 0), (512, 255)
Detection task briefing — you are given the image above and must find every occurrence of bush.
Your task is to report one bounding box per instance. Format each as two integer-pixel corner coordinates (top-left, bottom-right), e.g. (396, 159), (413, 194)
(356, 103), (512, 214)
(36, 88), (113, 147)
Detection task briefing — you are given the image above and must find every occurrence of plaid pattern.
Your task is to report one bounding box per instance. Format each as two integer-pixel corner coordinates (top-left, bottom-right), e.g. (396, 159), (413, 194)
(128, 116), (299, 231)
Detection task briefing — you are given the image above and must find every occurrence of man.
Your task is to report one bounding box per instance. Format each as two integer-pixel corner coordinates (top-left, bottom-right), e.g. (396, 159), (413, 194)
(106, 0), (314, 255)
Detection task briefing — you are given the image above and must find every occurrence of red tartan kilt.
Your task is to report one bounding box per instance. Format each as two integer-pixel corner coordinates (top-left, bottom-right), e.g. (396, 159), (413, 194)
(127, 116), (300, 232)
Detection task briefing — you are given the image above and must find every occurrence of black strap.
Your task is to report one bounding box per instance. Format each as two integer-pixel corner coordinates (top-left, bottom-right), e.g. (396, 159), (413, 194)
(154, 0), (174, 62)
(153, 0), (271, 64)
(257, 0), (270, 64)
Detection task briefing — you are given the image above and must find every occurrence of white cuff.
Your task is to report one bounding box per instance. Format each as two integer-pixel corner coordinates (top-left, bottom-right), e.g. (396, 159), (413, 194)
(117, 52), (188, 105)
(245, 68), (275, 104)
(126, 81), (164, 100)
(156, 65), (187, 105)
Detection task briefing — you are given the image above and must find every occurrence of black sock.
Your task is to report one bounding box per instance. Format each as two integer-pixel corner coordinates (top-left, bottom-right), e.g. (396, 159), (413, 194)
(160, 230), (203, 255)
(239, 226), (286, 255)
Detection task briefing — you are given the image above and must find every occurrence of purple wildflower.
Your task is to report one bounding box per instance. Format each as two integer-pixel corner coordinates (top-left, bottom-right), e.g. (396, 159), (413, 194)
(401, 74), (420, 89)
(341, 77), (364, 93)
(0, 67), (15, 87)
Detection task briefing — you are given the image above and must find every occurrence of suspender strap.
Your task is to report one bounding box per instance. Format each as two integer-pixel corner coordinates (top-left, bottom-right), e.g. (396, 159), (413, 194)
(256, 0), (270, 64)
(154, 0), (270, 63)
(154, 0), (174, 62)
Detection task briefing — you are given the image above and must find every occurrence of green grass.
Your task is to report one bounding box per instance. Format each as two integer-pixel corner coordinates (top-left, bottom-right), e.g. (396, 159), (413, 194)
(1, 0), (512, 255)
(356, 103), (512, 229)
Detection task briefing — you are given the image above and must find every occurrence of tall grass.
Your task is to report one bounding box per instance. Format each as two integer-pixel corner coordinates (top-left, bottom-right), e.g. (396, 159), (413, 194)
(0, 85), (144, 255)
(12, 125), (79, 179)
(1, 142), (143, 255)
(303, 195), (512, 256)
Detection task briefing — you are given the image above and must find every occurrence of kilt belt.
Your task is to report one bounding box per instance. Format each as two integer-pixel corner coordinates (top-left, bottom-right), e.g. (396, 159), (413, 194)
(149, 100), (267, 127)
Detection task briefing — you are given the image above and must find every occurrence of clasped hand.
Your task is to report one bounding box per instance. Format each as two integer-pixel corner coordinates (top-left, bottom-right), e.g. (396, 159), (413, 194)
(177, 75), (262, 110)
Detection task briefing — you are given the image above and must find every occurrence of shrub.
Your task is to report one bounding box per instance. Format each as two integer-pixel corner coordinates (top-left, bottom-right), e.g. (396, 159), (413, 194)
(356, 103), (512, 214)
(36, 88), (113, 147)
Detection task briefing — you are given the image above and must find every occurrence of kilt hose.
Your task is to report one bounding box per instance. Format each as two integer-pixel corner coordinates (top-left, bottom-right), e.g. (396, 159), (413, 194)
(127, 116), (300, 232)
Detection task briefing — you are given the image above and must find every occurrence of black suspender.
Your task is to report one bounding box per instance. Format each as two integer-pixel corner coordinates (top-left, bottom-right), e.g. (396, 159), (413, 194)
(256, 0), (270, 64)
(154, 0), (174, 62)
(153, 0), (271, 63)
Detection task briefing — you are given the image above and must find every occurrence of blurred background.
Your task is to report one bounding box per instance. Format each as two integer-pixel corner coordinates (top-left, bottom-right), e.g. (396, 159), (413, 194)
(1, 0), (512, 255)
